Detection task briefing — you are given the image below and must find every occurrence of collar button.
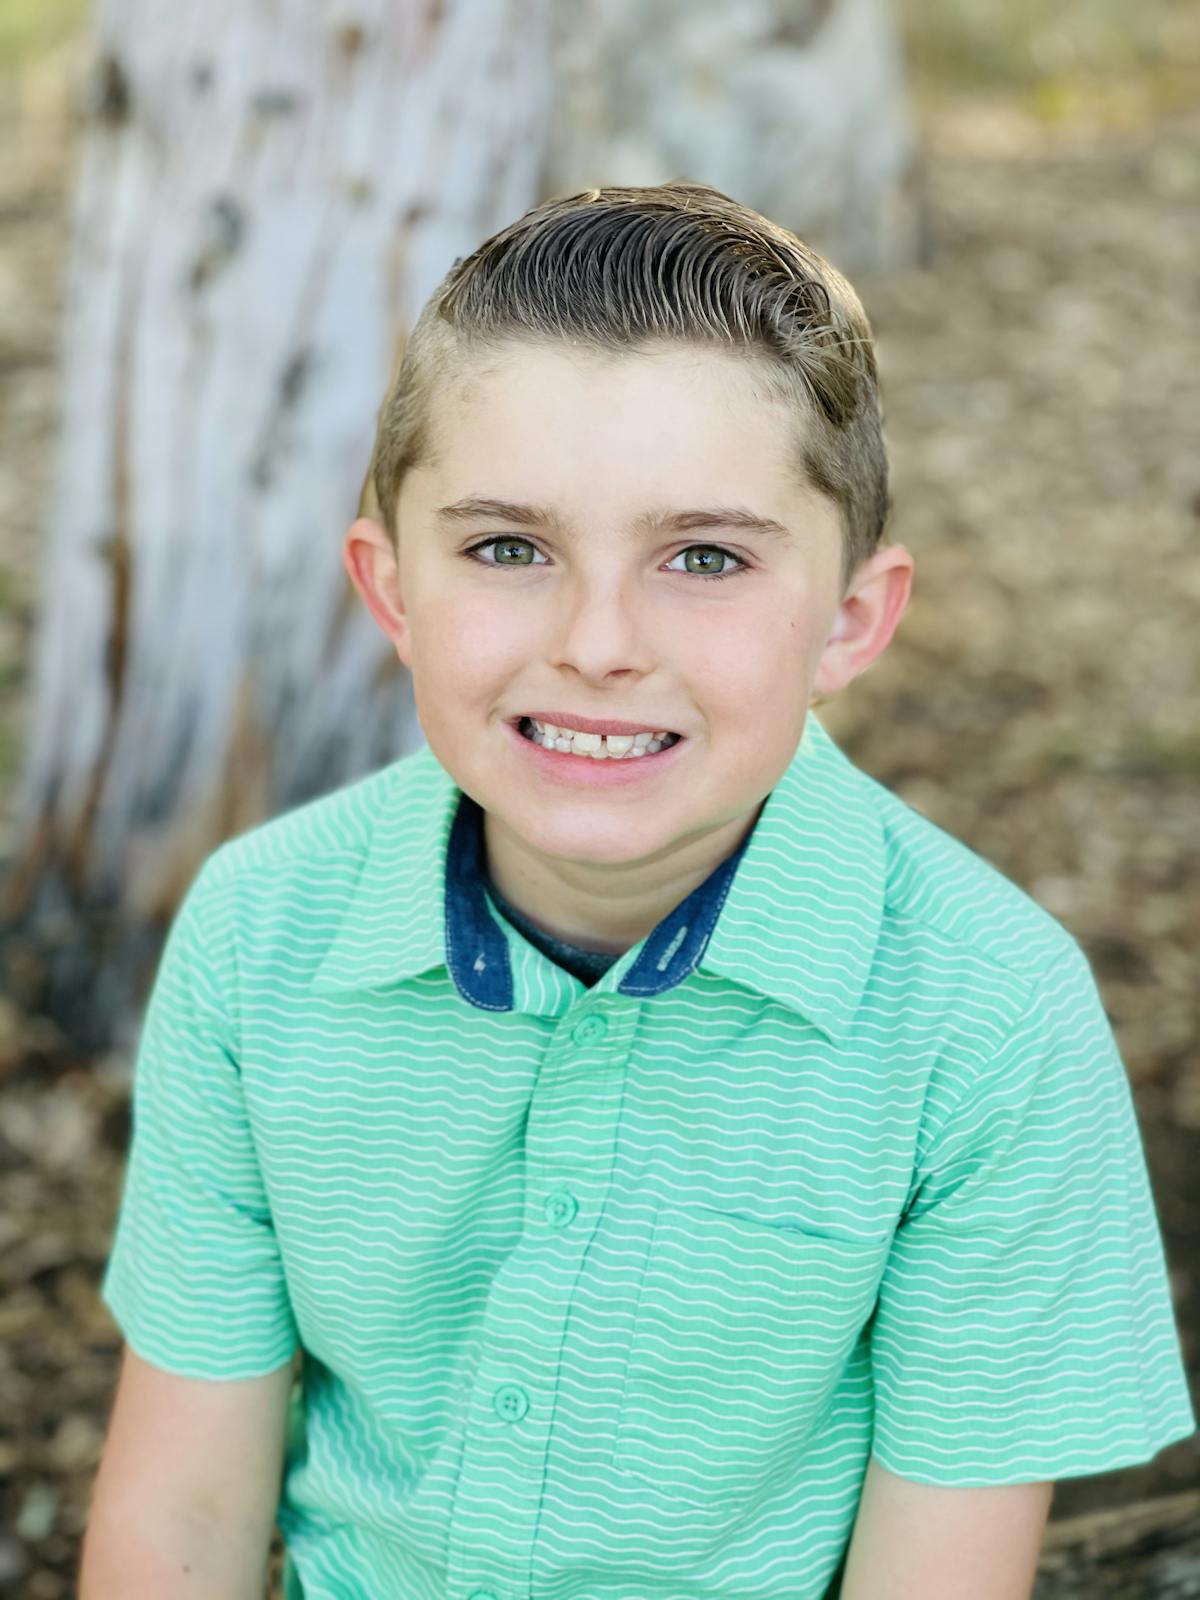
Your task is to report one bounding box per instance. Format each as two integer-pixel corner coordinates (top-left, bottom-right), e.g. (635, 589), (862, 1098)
(571, 1013), (609, 1046)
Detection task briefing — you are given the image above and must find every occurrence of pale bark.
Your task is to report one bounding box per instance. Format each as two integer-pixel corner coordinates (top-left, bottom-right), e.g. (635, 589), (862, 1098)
(4, 0), (553, 1044)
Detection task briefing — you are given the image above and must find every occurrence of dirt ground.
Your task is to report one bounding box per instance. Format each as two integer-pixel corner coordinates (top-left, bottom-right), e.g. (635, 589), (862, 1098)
(0, 22), (1197, 1600)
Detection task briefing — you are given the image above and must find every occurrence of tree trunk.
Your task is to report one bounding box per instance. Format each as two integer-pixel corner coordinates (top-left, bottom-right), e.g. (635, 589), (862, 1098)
(1, 0), (920, 1053)
(545, 0), (924, 276)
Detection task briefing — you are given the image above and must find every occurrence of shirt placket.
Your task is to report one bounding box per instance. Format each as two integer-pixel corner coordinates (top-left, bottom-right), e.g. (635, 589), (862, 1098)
(444, 994), (637, 1600)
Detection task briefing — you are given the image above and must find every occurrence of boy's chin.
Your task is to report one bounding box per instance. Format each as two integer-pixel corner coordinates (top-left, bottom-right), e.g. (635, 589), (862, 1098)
(508, 809), (677, 866)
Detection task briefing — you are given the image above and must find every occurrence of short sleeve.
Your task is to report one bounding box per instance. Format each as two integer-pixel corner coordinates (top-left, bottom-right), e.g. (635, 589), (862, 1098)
(869, 942), (1196, 1486)
(100, 858), (300, 1378)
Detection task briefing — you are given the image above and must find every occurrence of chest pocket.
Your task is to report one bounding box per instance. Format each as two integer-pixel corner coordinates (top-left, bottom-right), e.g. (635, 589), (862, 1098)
(611, 1200), (889, 1509)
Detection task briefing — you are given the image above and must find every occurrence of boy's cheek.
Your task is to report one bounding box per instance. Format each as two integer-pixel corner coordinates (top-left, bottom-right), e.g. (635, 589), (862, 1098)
(406, 601), (534, 713)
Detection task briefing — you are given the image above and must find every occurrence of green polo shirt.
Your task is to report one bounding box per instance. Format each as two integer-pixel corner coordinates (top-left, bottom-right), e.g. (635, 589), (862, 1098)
(100, 713), (1196, 1600)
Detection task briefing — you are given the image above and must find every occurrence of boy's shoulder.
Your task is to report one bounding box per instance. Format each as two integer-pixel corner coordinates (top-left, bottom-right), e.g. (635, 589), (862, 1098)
(743, 717), (1094, 1054)
(851, 751), (1082, 993)
(204, 742), (436, 881)
(757, 715), (1082, 999)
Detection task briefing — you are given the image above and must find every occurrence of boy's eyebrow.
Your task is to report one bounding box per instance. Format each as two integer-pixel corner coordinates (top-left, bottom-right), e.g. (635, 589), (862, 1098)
(433, 495), (793, 543)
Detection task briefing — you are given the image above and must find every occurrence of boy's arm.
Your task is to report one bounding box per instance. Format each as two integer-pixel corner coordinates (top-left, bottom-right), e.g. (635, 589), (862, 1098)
(79, 1344), (296, 1599)
(839, 1452), (1054, 1599)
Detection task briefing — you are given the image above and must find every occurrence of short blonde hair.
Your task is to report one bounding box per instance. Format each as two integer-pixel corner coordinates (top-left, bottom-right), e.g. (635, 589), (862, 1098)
(370, 180), (889, 592)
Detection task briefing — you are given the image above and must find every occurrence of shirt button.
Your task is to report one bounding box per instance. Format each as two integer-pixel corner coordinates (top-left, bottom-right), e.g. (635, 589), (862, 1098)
(492, 1384), (529, 1422)
(572, 1013), (608, 1045)
(544, 1188), (579, 1228)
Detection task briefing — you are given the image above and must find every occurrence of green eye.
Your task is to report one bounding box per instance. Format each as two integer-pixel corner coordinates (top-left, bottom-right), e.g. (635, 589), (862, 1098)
(667, 545), (745, 581)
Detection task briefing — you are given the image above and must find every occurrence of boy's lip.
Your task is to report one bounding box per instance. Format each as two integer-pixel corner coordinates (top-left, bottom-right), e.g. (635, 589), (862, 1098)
(510, 710), (684, 737)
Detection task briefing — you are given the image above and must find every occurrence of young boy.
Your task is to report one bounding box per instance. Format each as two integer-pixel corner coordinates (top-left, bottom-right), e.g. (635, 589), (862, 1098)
(83, 181), (1195, 1600)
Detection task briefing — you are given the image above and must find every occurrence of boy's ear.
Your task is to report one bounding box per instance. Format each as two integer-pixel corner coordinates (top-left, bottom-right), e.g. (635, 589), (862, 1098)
(810, 544), (914, 702)
(342, 515), (414, 671)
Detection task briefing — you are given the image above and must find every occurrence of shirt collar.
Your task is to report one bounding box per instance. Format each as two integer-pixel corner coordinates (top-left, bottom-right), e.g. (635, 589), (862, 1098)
(309, 714), (885, 1043)
(699, 715), (887, 1042)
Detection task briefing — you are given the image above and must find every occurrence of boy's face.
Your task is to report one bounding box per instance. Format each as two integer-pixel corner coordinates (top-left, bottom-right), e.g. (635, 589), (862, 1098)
(345, 341), (910, 899)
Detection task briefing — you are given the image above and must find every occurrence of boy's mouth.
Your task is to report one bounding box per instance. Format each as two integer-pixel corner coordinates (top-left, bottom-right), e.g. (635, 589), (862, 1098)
(515, 715), (683, 761)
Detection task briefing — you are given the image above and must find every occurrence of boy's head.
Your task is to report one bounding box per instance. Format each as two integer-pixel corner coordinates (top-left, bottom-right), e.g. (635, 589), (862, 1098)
(345, 181), (912, 885)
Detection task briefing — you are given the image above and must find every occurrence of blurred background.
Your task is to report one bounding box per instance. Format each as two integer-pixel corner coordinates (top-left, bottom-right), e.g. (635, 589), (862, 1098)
(0, 1), (1197, 1594)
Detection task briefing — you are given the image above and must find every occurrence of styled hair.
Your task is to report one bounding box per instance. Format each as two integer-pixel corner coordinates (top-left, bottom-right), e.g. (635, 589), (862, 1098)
(370, 180), (890, 592)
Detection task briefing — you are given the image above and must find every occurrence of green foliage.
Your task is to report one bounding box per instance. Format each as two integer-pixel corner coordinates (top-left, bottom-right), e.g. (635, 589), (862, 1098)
(899, 0), (1198, 107)
(0, 0), (89, 68)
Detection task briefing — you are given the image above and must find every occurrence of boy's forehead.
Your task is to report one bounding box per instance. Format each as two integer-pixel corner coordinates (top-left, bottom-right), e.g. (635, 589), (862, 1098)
(447, 337), (777, 403)
(411, 342), (824, 531)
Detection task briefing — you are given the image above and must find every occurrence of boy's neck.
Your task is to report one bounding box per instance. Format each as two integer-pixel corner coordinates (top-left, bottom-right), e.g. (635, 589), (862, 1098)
(480, 802), (764, 956)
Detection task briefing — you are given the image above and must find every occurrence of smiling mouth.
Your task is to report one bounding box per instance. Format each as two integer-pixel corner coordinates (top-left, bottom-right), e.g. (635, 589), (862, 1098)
(517, 716), (683, 758)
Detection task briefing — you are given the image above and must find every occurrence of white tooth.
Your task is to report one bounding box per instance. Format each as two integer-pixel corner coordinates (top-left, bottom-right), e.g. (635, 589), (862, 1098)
(652, 730), (668, 742)
(524, 719), (662, 757)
